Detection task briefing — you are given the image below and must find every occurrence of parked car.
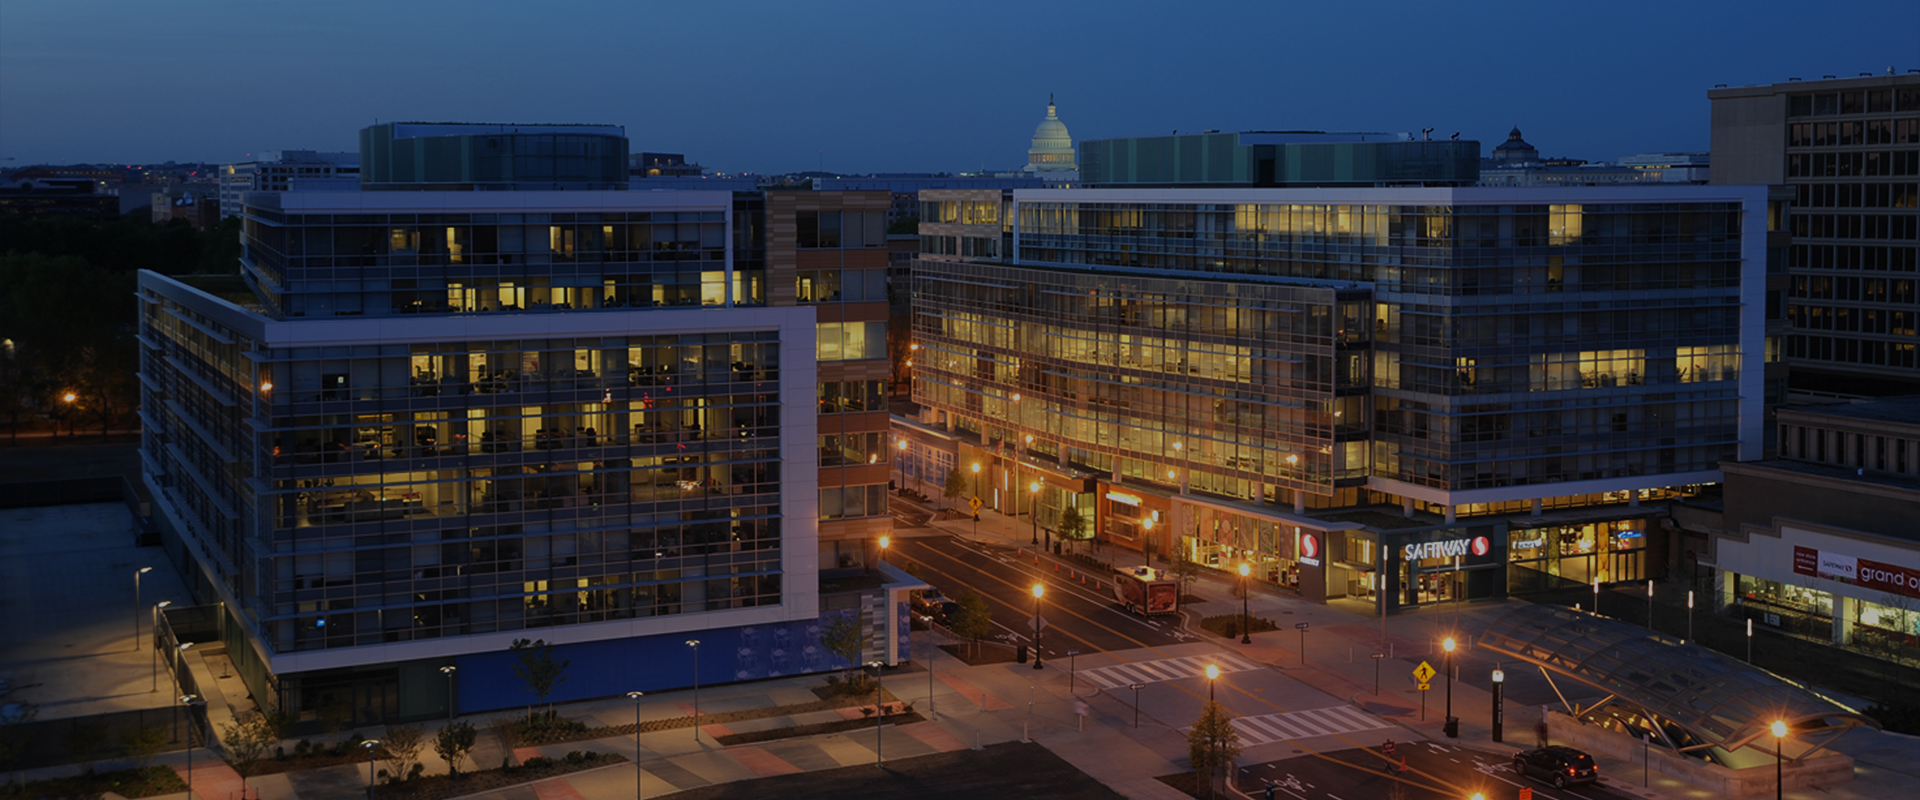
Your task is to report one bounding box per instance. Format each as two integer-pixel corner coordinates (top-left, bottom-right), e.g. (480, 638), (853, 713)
(912, 590), (960, 626)
(1512, 745), (1598, 788)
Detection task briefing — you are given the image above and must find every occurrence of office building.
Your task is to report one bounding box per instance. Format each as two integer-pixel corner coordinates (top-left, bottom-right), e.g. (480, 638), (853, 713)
(1079, 131), (1479, 188)
(1688, 395), (1920, 650)
(1710, 72), (1920, 394)
(218, 150), (358, 219)
(906, 173), (1771, 613)
(141, 122), (904, 729)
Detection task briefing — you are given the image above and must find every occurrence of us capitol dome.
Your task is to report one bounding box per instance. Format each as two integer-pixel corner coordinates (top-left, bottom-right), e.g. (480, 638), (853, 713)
(1025, 95), (1076, 173)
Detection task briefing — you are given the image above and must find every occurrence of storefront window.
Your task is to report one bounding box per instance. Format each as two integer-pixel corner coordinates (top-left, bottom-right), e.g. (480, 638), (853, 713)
(1508, 519), (1646, 587)
(1176, 505), (1297, 589)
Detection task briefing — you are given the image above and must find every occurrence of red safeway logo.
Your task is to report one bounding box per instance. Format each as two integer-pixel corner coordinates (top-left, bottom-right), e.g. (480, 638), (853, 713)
(1470, 536), (1490, 557)
(1300, 534), (1320, 559)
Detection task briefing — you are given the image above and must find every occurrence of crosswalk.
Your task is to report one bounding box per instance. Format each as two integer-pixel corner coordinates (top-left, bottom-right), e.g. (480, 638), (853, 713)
(1229, 705), (1394, 746)
(1078, 652), (1265, 690)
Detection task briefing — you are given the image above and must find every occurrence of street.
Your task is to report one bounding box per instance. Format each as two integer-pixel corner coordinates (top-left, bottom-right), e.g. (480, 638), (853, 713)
(1242, 744), (1642, 800)
(891, 532), (1198, 658)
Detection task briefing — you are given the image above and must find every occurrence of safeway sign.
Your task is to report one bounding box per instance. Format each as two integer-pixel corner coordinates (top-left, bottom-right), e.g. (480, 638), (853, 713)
(1404, 536), (1492, 562)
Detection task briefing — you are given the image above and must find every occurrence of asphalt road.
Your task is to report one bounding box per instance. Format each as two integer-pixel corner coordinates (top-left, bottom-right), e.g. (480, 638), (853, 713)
(1241, 744), (1640, 800)
(890, 533), (1197, 660)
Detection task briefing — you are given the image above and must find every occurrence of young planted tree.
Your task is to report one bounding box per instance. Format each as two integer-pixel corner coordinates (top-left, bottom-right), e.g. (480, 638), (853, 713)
(952, 591), (994, 659)
(1057, 503), (1090, 554)
(508, 639), (570, 724)
(379, 725), (425, 783)
(120, 725), (168, 776)
(218, 711), (284, 795)
(1186, 700), (1242, 798)
(820, 610), (873, 693)
(434, 721), (478, 776)
(942, 467), (968, 512)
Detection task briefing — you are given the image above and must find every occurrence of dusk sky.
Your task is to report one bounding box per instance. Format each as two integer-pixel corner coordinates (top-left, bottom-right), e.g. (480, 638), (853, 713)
(3, 1), (1916, 173)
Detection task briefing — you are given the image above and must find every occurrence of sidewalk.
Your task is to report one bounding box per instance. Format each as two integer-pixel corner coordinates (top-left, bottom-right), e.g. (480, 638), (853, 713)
(14, 499), (1919, 800)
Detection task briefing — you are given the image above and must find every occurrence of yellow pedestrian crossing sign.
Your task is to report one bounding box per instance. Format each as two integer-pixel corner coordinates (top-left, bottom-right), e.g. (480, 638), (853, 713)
(969, 496), (983, 511)
(1413, 661), (1436, 683)
(1417, 682), (1431, 691)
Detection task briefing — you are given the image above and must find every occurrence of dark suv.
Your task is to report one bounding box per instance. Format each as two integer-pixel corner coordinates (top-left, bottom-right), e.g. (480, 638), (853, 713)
(1512, 746), (1598, 788)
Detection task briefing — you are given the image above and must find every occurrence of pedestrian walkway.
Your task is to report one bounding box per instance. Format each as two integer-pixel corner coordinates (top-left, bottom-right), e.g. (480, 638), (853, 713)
(1229, 705), (1395, 746)
(1077, 652), (1264, 690)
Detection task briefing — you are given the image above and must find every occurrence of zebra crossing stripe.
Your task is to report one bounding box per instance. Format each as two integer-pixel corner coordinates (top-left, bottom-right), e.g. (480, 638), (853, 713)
(1079, 652), (1265, 689)
(1230, 706), (1393, 746)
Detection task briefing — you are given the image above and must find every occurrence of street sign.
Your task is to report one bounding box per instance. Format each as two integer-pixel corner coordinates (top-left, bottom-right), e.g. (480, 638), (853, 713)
(1519, 788), (1532, 800)
(1417, 681), (1431, 691)
(1295, 622), (1310, 630)
(969, 496), (983, 511)
(1027, 615), (1049, 631)
(1413, 660), (1436, 683)
(1383, 740), (1396, 756)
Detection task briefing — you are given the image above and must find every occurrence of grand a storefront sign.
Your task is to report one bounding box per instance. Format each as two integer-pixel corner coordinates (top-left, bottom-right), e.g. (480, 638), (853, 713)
(1404, 535), (1492, 562)
(1794, 546), (1920, 600)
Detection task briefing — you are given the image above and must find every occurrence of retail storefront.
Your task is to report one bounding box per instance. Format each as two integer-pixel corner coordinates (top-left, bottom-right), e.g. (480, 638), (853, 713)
(1506, 517), (1653, 593)
(1168, 496), (1348, 602)
(1711, 520), (1920, 648)
(1337, 523), (1510, 613)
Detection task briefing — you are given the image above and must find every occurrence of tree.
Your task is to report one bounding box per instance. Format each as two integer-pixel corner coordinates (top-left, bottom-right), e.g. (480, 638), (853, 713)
(1057, 503), (1091, 554)
(1187, 700), (1242, 798)
(379, 725), (425, 783)
(508, 639), (570, 724)
(820, 610), (872, 688)
(120, 725), (168, 775)
(434, 721), (478, 776)
(1170, 553), (1202, 598)
(219, 711), (282, 793)
(942, 467), (969, 512)
(951, 591), (994, 659)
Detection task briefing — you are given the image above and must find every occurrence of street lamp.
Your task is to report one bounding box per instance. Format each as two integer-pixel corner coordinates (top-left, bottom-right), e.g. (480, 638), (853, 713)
(1205, 663), (1220, 702)
(1026, 481), (1043, 546)
(1490, 667), (1506, 743)
(133, 566), (152, 652)
(971, 462), (981, 504)
(920, 615), (936, 716)
(1031, 583), (1046, 669)
(1771, 719), (1788, 800)
(869, 660), (886, 764)
(61, 391), (76, 438)
(1688, 590), (1696, 643)
(1142, 517), (1155, 563)
(686, 639), (702, 741)
(439, 666), (457, 724)
(878, 536), (889, 567)
(174, 642), (194, 689)
(1238, 563), (1252, 644)
(1647, 579), (1655, 631)
(179, 694), (203, 800)
(627, 692), (646, 800)
(150, 600), (171, 691)
(360, 739), (381, 800)
(1442, 636), (1459, 738)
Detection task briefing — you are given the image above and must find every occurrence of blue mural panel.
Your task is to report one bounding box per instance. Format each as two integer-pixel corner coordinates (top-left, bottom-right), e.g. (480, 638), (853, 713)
(452, 609), (864, 714)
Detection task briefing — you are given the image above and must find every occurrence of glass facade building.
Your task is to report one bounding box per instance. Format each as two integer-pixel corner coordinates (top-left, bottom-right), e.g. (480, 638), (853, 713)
(140, 124), (903, 728)
(1079, 132), (1480, 188)
(912, 185), (1767, 608)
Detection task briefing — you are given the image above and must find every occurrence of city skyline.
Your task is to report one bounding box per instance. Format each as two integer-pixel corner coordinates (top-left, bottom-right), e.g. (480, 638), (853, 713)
(2, 0), (1915, 172)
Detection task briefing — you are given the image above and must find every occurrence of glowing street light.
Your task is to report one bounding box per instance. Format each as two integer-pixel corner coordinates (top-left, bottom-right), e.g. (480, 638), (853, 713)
(1772, 720), (1789, 800)
(686, 639), (702, 742)
(1238, 563), (1252, 644)
(627, 692), (646, 800)
(1443, 636), (1459, 738)
(1031, 583), (1046, 669)
(133, 566), (152, 652)
(1029, 481), (1041, 545)
(1204, 663), (1221, 702)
